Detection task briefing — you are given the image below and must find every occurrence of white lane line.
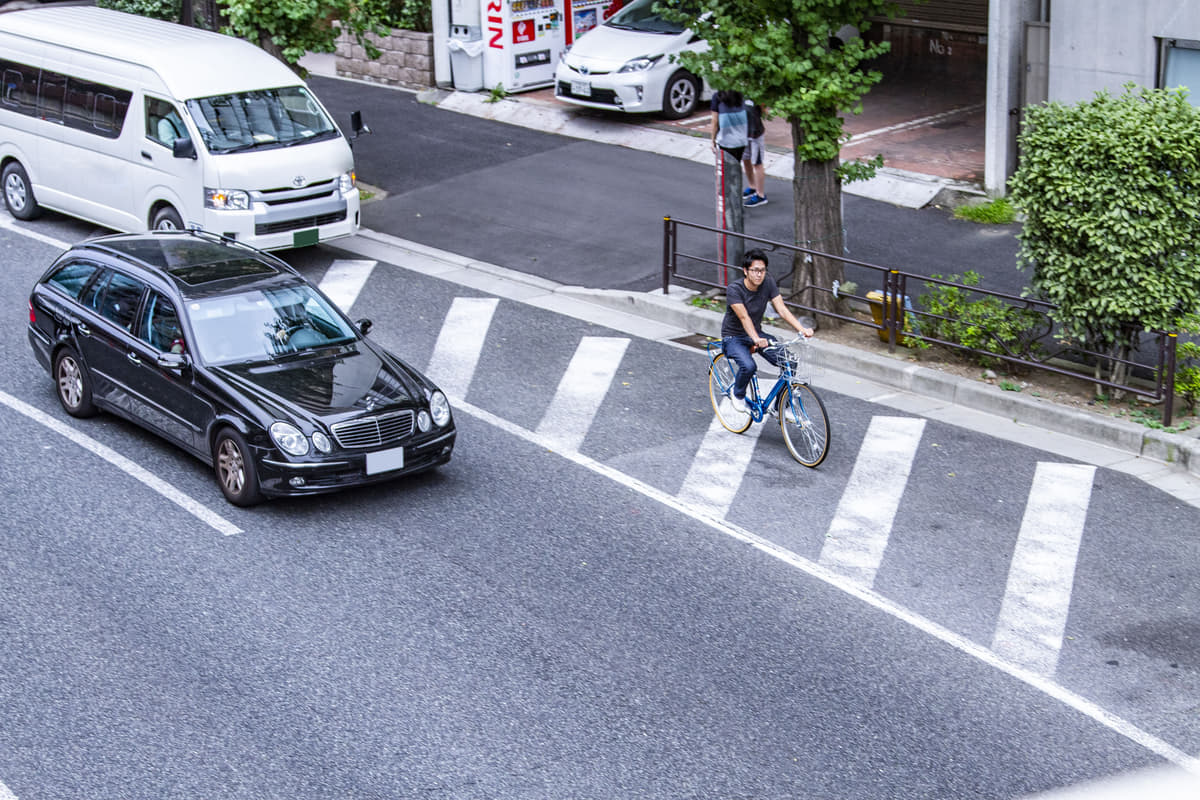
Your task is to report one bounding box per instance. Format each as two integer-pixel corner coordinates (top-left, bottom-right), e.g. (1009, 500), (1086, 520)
(844, 103), (986, 146)
(819, 416), (926, 587)
(0, 214), (72, 251)
(447, 394), (1200, 775)
(677, 412), (766, 520)
(318, 259), (377, 313)
(426, 297), (498, 399)
(0, 389), (241, 536)
(0, 779), (16, 799)
(535, 336), (629, 453)
(992, 462), (1096, 677)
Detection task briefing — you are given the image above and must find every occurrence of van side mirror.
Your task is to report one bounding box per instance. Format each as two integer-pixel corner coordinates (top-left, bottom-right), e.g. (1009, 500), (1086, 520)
(356, 317), (373, 336)
(172, 136), (197, 160)
(350, 110), (371, 141)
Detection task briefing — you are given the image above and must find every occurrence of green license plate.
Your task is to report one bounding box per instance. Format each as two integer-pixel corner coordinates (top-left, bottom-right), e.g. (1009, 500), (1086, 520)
(293, 228), (319, 247)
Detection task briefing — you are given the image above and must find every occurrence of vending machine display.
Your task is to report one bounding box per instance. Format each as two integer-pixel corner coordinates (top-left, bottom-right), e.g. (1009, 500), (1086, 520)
(567, 0), (619, 44)
(482, 0), (564, 91)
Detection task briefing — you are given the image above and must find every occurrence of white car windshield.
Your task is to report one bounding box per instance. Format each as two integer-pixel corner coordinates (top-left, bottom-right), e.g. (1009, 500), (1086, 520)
(604, 0), (686, 34)
(184, 86), (339, 154)
(188, 284), (359, 365)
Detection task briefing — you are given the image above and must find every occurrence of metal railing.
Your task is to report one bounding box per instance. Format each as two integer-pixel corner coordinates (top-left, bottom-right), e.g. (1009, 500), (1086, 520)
(662, 216), (1179, 425)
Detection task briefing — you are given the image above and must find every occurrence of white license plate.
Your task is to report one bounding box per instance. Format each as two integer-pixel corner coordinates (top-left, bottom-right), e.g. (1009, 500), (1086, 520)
(571, 79), (591, 97)
(366, 446), (405, 475)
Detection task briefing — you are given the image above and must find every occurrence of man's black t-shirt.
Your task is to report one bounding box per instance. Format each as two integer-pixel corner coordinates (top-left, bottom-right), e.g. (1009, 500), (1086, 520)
(721, 275), (780, 338)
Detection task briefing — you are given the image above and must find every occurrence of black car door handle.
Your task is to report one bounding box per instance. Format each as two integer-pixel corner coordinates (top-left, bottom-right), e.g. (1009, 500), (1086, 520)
(76, 322), (91, 336)
(126, 351), (142, 365)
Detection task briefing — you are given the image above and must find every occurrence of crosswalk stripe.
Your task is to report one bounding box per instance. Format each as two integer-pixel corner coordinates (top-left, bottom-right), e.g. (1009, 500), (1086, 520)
(819, 416), (926, 587)
(992, 462), (1096, 677)
(427, 297), (499, 399)
(677, 413), (767, 520)
(318, 259), (377, 312)
(536, 336), (629, 453)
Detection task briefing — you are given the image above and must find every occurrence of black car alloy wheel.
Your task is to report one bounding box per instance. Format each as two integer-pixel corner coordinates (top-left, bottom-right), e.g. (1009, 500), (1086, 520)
(214, 428), (263, 506)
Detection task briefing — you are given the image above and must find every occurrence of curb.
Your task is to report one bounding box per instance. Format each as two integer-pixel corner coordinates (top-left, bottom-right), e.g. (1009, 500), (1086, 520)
(565, 284), (1200, 480)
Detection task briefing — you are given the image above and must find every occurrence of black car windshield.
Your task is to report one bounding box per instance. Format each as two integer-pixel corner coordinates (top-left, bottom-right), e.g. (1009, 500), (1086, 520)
(604, 0), (685, 33)
(187, 283), (358, 364)
(185, 87), (339, 154)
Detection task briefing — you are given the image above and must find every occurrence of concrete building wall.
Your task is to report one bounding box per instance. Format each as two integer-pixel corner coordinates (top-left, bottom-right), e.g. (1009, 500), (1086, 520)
(1048, 0), (1200, 103)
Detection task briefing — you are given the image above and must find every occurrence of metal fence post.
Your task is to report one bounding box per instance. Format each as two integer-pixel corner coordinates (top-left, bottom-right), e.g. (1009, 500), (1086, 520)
(1164, 332), (1177, 427)
(662, 216), (672, 294)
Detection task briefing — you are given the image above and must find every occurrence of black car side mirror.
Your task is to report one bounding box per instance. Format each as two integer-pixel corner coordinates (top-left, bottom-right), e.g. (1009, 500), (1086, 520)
(155, 351), (190, 371)
(356, 318), (373, 336)
(172, 136), (197, 160)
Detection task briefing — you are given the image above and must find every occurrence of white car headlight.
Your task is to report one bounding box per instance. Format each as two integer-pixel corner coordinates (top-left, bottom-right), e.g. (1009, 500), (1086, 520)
(429, 391), (451, 427)
(338, 171), (356, 194)
(205, 188), (250, 211)
(618, 55), (661, 73)
(311, 430), (332, 454)
(270, 421), (310, 456)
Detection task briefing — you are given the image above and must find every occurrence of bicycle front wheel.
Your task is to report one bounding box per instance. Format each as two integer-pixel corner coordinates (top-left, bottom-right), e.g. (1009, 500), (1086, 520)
(709, 353), (752, 433)
(778, 382), (830, 467)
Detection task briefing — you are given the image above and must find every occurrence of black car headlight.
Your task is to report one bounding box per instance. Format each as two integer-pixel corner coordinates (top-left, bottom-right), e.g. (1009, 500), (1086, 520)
(312, 430), (332, 454)
(429, 391), (451, 427)
(270, 421), (310, 457)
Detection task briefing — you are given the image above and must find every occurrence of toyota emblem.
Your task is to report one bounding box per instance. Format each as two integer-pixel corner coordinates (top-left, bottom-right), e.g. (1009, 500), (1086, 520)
(291, 175), (306, 188)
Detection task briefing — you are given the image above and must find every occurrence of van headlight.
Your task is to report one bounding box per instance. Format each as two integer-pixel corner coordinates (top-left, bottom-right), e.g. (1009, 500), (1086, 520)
(618, 55), (661, 73)
(205, 188), (250, 210)
(339, 171), (356, 194)
(429, 391), (451, 427)
(270, 421), (310, 456)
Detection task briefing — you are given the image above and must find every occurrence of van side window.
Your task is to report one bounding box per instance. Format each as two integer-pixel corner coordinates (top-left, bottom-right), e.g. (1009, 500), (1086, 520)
(46, 260), (102, 299)
(145, 97), (185, 147)
(0, 58), (130, 138)
(65, 77), (131, 138)
(37, 71), (66, 123)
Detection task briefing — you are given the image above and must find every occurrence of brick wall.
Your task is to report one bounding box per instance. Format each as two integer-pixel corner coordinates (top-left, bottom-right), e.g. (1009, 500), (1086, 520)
(335, 29), (434, 89)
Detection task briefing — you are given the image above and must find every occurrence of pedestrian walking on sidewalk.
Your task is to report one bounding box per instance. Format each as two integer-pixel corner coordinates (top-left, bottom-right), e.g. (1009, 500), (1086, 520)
(711, 89), (749, 272)
(742, 99), (768, 207)
(721, 249), (813, 413)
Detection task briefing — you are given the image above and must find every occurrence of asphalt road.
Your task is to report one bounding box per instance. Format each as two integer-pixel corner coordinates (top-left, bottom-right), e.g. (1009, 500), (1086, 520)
(1, 211), (1198, 797)
(309, 76), (1027, 297)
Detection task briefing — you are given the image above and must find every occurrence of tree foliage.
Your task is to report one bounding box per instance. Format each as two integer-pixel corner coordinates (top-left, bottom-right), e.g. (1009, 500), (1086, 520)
(97, 0), (181, 21)
(660, 0), (900, 317)
(1009, 85), (1200, 348)
(219, 0), (393, 70)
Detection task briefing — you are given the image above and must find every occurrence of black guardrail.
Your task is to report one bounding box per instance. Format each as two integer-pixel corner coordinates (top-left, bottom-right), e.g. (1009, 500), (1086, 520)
(661, 216), (1178, 425)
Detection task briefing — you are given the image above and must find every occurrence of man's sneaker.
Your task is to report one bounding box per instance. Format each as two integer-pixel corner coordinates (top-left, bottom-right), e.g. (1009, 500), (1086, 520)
(729, 394), (747, 414)
(743, 187), (756, 198)
(744, 194), (768, 207)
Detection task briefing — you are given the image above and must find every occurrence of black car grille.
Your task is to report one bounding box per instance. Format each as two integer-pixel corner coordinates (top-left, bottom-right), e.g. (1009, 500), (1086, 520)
(556, 81), (618, 106)
(330, 410), (415, 449)
(255, 210), (346, 236)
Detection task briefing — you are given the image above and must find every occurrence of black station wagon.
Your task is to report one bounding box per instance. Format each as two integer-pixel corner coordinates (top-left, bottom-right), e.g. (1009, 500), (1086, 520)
(27, 230), (455, 505)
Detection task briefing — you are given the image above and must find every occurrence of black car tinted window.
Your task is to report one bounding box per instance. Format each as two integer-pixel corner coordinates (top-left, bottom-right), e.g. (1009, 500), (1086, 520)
(46, 261), (101, 299)
(93, 272), (146, 332)
(139, 292), (185, 353)
(96, 237), (281, 283)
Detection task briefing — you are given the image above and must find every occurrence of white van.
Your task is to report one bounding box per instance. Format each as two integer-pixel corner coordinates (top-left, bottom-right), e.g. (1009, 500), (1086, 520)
(0, 5), (364, 250)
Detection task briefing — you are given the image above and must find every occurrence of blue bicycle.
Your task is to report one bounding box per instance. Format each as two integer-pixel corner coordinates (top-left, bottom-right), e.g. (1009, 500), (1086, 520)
(706, 335), (831, 467)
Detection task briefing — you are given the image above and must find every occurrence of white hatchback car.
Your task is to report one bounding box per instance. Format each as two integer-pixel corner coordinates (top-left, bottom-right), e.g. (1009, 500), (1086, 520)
(554, 0), (709, 119)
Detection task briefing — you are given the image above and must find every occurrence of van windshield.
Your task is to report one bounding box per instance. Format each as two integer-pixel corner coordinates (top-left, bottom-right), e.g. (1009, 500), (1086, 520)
(184, 86), (339, 154)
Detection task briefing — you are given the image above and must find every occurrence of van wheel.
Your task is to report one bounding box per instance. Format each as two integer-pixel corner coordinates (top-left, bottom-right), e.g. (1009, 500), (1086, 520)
(152, 206), (184, 231)
(2, 162), (42, 221)
(660, 71), (699, 120)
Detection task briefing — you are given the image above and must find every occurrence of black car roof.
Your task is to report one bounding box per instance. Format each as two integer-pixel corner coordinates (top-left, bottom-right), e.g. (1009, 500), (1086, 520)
(76, 231), (299, 296)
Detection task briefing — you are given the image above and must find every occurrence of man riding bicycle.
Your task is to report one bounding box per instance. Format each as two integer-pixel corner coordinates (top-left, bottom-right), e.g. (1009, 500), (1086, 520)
(722, 248), (813, 414)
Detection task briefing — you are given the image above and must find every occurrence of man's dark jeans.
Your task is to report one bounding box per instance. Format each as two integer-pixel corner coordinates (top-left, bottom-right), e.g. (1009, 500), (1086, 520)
(722, 333), (780, 399)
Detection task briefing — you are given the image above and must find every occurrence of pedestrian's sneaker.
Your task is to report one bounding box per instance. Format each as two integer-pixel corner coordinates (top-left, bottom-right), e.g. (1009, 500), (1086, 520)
(743, 187), (756, 198)
(744, 194), (768, 207)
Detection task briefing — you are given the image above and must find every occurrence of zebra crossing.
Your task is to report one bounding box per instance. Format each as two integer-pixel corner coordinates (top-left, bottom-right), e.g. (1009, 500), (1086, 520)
(320, 260), (1098, 682)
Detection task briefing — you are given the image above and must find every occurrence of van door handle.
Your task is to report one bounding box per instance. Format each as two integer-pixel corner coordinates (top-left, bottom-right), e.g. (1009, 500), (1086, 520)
(141, 150), (153, 161)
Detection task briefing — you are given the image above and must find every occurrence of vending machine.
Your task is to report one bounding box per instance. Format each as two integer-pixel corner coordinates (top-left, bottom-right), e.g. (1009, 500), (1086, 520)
(481, 0), (565, 92)
(565, 0), (620, 45)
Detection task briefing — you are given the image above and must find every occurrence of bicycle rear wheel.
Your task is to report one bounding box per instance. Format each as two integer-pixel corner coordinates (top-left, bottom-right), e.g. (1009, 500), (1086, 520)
(709, 353), (752, 433)
(778, 382), (830, 467)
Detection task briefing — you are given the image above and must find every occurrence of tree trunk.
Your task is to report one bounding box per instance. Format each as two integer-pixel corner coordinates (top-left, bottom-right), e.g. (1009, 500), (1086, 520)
(789, 119), (845, 327)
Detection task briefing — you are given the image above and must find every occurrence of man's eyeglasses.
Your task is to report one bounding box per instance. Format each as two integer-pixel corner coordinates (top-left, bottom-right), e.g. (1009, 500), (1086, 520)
(747, 267), (767, 274)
